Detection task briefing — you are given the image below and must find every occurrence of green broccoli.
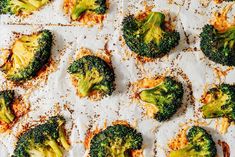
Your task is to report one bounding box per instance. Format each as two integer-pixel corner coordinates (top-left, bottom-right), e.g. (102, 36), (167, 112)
(0, 90), (15, 124)
(170, 126), (217, 157)
(0, 0), (50, 15)
(67, 55), (115, 97)
(13, 116), (70, 157)
(200, 84), (235, 121)
(122, 12), (180, 58)
(70, 0), (107, 20)
(200, 24), (235, 66)
(139, 77), (183, 121)
(0, 30), (52, 82)
(89, 124), (143, 157)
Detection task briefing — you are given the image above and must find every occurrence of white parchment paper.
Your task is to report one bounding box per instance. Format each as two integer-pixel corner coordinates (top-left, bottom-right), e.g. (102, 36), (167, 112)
(0, 0), (235, 157)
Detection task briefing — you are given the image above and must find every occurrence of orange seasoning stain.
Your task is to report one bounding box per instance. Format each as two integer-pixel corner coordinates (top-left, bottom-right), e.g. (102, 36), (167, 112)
(214, 67), (234, 83)
(214, 0), (223, 3)
(84, 121), (144, 157)
(168, 126), (189, 151)
(211, 4), (235, 32)
(220, 118), (231, 134)
(0, 96), (29, 133)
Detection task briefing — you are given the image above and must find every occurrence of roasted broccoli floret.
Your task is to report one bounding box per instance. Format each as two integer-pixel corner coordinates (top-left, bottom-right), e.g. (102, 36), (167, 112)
(13, 116), (70, 157)
(139, 77), (183, 121)
(0, 0), (50, 15)
(0, 30), (52, 82)
(200, 24), (235, 66)
(0, 90), (15, 124)
(170, 126), (217, 157)
(89, 124), (143, 157)
(122, 12), (180, 58)
(67, 55), (115, 97)
(70, 0), (107, 20)
(200, 84), (235, 121)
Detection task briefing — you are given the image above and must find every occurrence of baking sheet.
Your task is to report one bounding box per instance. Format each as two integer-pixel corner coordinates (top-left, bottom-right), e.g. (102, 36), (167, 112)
(0, 0), (235, 156)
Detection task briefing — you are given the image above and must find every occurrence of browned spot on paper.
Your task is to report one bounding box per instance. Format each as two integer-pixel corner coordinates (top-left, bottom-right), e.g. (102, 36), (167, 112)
(218, 140), (230, 157)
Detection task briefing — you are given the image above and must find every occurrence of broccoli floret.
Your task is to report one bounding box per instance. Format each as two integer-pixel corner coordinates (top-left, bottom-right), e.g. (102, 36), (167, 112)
(0, 0), (50, 15)
(170, 126), (217, 157)
(13, 116), (70, 157)
(89, 124), (143, 157)
(200, 84), (235, 120)
(122, 12), (180, 58)
(0, 90), (15, 124)
(0, 30), (52, 82)
(200, 24), (235, 66)
(70, 0), (107, 20)
(67, 55), (115, 97)
(139, 77), (183, 121)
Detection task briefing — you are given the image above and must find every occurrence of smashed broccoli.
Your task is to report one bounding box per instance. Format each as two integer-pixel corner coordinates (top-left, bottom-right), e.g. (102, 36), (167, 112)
(89, 124), (143, 157)
(13, 116), (70, 157)
(139, 77), (183, 121)
(0, 0), (50, 15)
(0, 30), (52, 82)
(67, 55), (115, 97)
(0, 90), (15, 124)
(70, 0), (107, 20)
(200, 24), (235, 66)
(200, 84), (235, 121)
(122, 12), (180, 58)
(170, 126), (217, 157)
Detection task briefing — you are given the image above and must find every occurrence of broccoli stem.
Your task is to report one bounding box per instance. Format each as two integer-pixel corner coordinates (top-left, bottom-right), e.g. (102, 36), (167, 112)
(0, 100), (15, 124)
(139, 88), (159, 105)
(11, 0), (37, 13)
(59, 127), (70, 150)
(219, 27), (235, 49)
(75, 69), (103, 97)
(140, 12), (165, 44)
(170, 144), (199, 157)
(46, 139), (63, 157)
(139, 85), (170, 105)
(201, 94), (229, 118)
(71, 6), (87, 20)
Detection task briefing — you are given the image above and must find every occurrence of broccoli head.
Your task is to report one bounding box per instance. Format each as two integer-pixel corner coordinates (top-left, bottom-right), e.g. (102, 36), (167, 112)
(139, 77), (183, 121)
(89, 124), (143, 157)
(13, 116), (70, 157)
(0, 30), (52, 82)
(70, 0), (107, 20)
(170, 126), (217, 157)
(200, 24), (235, 66)
(0, 0), (50, 16)
(122, 12), (180, 58)
(67, 55), (115, 97)
(0, 90), (15, 124)
(200, 84), (235, 121)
